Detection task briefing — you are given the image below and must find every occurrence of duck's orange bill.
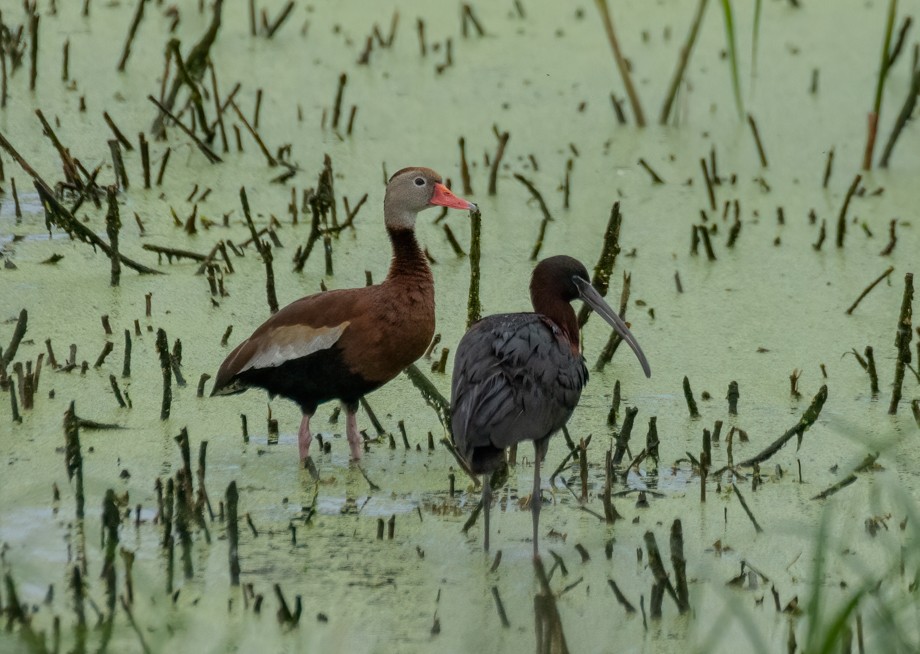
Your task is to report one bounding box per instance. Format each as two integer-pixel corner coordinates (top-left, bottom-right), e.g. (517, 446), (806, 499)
(430, 183), (477, 211)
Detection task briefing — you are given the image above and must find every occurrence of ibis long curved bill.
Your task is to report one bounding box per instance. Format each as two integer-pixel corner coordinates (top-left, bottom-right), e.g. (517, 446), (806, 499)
(573, 276), (651, 378)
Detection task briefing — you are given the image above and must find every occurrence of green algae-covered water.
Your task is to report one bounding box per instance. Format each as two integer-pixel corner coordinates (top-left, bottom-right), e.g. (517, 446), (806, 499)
(2, 1), (919, 652)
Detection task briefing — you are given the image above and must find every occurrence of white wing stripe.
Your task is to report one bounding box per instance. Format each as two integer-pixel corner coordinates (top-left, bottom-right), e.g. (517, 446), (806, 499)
(240, 323), (348, 372)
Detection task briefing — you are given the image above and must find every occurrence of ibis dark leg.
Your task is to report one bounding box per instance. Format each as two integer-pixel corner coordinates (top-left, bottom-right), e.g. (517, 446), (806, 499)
(482, 473), (492, 553)
(344, 402), (363, 460)
(532, 440), (547, 559)
(297, 412), (314, 462)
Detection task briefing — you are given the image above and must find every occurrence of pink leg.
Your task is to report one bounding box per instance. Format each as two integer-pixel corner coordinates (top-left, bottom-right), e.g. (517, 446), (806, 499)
(298, 413), (313, 462)
(345, 405), (363, 460)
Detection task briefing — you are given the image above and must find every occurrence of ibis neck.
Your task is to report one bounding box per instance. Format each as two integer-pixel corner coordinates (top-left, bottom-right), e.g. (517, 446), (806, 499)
(534, 298), (580, 352)
(385, 226), (432, 283)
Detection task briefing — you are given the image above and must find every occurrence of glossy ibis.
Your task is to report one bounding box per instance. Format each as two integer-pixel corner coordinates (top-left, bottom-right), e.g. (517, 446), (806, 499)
(212, 167), (476, 463)
(450, 255), (650, 556)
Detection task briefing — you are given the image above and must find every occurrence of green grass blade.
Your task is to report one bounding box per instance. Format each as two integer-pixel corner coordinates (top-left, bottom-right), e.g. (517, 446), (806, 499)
(814, 591), (865, 654)
(871, 0), (898, 114)
(719, 0), (744, 118)
(751, 0), (762, 78)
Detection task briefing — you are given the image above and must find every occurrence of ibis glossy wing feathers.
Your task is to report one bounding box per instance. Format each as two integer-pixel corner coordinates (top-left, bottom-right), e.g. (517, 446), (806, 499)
(450, 313), (588, 473)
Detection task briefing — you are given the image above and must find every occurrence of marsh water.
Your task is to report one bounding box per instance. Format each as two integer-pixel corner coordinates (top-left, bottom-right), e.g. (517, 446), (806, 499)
(1, 0), (919, 652)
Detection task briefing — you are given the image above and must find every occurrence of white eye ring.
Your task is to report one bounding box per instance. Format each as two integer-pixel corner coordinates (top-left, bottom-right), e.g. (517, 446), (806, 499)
(414, 177), (425, 186)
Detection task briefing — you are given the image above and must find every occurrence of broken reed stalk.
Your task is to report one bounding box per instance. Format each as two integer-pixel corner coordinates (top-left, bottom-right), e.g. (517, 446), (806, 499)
(105, 187), (122, 286)
(229, 99), (277, 166)
(323, 235), (334, 275)
(208, 63), (229, 154)
(594, 0), (646, 126)
(331, 73), (347, 130)
(747, 114), (768, 166)
(488, 127), (510, 195)
(117, 0), (148, 72)
(459, 137), (473, 195)
(823, 147), (835, 188)
(5, 572), (47, 647)
(174, 471), (194, 579)
(846, 266), (894, 314)
(578, 202), (621, 327)
(578, 437), (591, 501)
(101, 488), (120, 613)
(669, 520), (690, 613)
(28, 12), (39, 92)
(146, 243), (208, 263)
(612, 406), (638, 465)
(9, 379), (22, 423)
(491, 586), (510, 628)
(602, 450), (620, 522)
(608, 379), (621, 425)
(0, 132), (160, 274)
(699, 225), (716, 260)
(888, 273), (913, 415)
(156, 148), (171, 185)
(109, 374), (127, 408)
(0, 309), (28, 371)
(94, 342), (114, 369)
(64, 401), (85, 520)
(562, 158), (573, 209)
(35, 109), (80, 184)
(404, 364), (451, 432)
(659, 0), (709, 125)
(155, 329), (172, 420)
(608, 579), (637, 613)
(643, 531), (680, 610)
(240, 188), (279, 314)
(147, 96), (222, 163)
(109, 140), (129, 189)
(443, 224), (466, 256)
(646, 417), (660, 462)
(513, 174), (553, 260)
(836, 174), (861, 248)
(863, 0), (898, 170)
(732, 482), (764, 533)
(533, 558), (571, 654)
(738, 385), (827, 467)
(266, 1), (296, 38)
(635, 158), (664, 184)
(879, 64), (920, 167)
(467, 208), (482, 328)
(700, 158), (716, 211)
(865, 346), (880, 395)
(880, 219), (898, 256)
(151, 0), (224, 137)
(683, 376), (700, 418)
(811, 453), (879, 500)
(461, 4), (485, 37)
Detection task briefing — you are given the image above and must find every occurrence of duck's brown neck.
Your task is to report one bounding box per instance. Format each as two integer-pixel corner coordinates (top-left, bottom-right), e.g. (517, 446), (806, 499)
(533, 296), (580, 352)
(385, 227), (432, 283)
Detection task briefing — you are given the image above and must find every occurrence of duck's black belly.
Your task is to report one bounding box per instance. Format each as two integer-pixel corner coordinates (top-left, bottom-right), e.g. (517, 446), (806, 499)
(235, 345), (383, 413)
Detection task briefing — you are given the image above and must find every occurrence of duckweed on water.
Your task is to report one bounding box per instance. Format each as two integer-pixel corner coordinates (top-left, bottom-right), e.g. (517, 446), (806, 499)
(1, 1), (919, 652)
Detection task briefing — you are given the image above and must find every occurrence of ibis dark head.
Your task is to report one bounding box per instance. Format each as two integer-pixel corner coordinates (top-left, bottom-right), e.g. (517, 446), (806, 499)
(531, 255), (651, 378)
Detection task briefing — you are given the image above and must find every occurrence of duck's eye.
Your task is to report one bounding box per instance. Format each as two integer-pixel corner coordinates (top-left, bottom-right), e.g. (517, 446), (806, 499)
(414, 177), (425, 186)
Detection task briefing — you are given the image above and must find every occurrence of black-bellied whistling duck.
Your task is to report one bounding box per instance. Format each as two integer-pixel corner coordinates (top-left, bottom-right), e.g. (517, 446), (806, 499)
(212, 167), (476, 463)
(450, 255), (651, 557)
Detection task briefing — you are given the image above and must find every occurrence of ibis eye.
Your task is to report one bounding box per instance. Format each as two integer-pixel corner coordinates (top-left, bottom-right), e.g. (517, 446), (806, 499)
(414, 177), (425, 186)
